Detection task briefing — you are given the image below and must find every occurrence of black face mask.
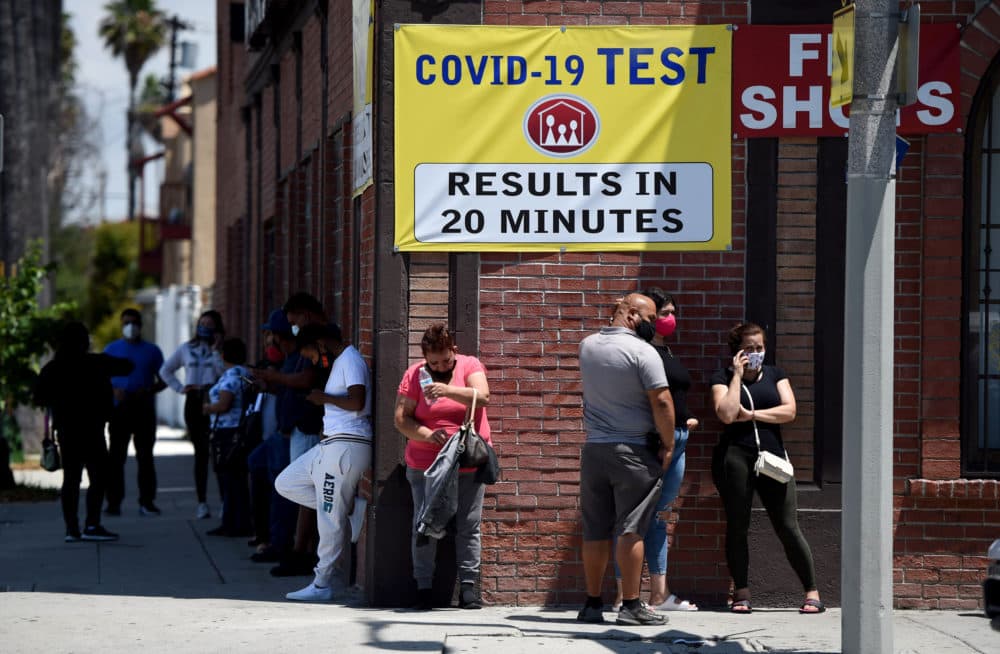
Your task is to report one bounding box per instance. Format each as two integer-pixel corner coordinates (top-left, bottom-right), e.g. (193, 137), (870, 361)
(635, 319), (656, 342)
(425, 362), (455, 383)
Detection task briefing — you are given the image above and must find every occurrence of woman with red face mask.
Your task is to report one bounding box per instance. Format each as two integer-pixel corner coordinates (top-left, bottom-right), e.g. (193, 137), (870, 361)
(612, 289), (699, 613)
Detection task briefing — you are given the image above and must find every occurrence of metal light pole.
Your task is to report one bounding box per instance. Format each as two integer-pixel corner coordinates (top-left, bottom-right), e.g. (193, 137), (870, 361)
(841, 1), (898, 653)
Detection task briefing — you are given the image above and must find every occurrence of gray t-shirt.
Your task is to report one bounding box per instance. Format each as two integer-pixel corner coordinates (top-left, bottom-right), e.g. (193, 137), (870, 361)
(579, 326), (669, 445)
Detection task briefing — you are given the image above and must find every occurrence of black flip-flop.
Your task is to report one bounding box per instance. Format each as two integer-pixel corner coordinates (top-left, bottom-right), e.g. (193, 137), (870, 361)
(730, 599), (752, 614)
(799, 598), (826, 614)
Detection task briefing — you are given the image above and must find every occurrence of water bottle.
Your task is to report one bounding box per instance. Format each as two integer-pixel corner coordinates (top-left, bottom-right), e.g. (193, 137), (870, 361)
(419, 367), (436, 405)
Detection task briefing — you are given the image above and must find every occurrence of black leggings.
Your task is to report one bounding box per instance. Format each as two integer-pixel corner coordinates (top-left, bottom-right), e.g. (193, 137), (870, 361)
(711, 442), (817, 592)
(58, 425), (108, 531)
(184, 390), (212, 503)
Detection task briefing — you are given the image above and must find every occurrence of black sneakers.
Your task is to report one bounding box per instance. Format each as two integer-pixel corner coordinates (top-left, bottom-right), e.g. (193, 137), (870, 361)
(411, 588), (434, 611)
(616, 602), (668, 626)
(138, 502), (161, 516)
(576, 604), (605, 623)
(459, 583), (482, 609)
(81, 525), (119, 542)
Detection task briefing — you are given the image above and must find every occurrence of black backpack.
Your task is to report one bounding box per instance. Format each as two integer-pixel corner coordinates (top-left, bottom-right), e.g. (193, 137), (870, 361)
(210, 376), (264, 467)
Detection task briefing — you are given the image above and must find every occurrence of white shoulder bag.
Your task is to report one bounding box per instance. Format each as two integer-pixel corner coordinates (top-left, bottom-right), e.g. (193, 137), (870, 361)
(743, 378), (794, 484)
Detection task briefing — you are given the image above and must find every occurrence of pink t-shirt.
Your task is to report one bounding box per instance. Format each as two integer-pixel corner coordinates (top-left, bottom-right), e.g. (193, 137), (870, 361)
(398, 354), (493, 471)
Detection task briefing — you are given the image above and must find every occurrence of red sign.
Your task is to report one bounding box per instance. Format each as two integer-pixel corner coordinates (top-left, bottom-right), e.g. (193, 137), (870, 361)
(733, 24), (961, 137)
(523, 95), (601, 157)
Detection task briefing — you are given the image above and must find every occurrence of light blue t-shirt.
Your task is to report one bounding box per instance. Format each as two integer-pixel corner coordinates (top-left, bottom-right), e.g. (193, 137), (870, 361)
(579, 327), (669, 445)
(208, 365), (248, 429)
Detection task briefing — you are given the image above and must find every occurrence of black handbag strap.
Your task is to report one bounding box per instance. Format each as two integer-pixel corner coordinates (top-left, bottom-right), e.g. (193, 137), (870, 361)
(463, 388), (478, 428)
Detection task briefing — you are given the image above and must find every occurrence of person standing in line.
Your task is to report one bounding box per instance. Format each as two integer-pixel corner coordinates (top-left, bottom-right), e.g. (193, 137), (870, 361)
(710, 322), (823, 614)
(247, 309), (299, 562)
(611, 289), (699, 612)
(159, 310), (225, 520)
(275, 323), (372, 601)
(252, 293), (327, 577)
(104, 308), (167, 517)
(202, 337), (254, 537)
(394, 323), (493, 611)
(33, 321), (134, 542)
(576, 293), (675, 626)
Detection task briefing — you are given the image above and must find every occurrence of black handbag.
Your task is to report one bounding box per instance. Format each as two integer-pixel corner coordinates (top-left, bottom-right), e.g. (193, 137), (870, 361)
(40, 411), (61, 472)
(457, 389), (501, 484)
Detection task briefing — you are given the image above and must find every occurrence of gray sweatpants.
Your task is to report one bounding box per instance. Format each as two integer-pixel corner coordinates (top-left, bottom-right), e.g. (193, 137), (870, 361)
(406, 466), (486, 589)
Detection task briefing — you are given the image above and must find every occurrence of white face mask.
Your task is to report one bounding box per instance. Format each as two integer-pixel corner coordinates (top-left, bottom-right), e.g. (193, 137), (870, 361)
(746, 351), (765, 370)
(123, 323), (140, 340)
(291, 324), (300, 337)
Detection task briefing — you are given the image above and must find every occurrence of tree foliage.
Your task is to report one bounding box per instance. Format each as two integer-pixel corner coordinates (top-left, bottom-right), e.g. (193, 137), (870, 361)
(53, 12), (102, 227)
(99, 0), (167, 220)
(0, 242), (75, 455)
(84, 221), (155, 349)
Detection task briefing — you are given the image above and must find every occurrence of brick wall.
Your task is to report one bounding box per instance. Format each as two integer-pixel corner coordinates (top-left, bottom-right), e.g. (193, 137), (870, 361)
(886, 0), (1000, 610)
(474, 0), (747, 607)
(213, 0), (1000, 608)
(775, 138), (817, 476)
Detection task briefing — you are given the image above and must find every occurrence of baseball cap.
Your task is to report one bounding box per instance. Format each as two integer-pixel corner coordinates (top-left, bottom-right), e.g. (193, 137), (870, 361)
(261, 309), (292, 336)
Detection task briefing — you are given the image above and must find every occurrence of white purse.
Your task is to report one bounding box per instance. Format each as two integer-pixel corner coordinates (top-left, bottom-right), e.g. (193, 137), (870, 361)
(743, 380), (794, 484)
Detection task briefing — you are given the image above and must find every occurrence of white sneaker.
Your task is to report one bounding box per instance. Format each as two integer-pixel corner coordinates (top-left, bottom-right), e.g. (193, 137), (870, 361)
(196, 503), (211, 520)
(286, 582), (334, 602)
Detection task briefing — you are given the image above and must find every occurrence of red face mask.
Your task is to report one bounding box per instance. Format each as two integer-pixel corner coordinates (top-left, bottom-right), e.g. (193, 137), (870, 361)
(655, 314), (677, 337)
(265, 345), (285, 364)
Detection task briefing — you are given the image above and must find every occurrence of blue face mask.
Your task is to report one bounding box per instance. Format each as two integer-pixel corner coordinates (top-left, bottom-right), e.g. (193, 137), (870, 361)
(196, 326), (215, 342)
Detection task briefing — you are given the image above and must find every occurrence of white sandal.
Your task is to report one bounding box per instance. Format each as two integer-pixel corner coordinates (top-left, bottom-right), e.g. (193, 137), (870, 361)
(656, 594), (699, 611)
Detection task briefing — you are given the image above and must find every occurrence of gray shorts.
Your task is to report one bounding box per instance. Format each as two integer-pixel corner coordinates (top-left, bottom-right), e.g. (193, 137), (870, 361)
(580, 442), (663, 541)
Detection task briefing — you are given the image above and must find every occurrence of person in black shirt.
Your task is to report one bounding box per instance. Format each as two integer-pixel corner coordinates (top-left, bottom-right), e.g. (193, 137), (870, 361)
(33, 321), (134, 542)
(710, 322), (823, 614)
(611, 289), (700, 612)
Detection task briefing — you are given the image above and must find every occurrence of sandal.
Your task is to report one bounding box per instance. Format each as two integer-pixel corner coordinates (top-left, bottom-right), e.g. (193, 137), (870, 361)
(656, 594), (699, 611)
(799, 598), (826, 614)
(730, 599), (752, 614)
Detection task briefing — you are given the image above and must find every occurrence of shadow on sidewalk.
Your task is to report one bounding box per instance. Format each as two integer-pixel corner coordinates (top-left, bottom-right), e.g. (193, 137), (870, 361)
(0, 430), (336, 604)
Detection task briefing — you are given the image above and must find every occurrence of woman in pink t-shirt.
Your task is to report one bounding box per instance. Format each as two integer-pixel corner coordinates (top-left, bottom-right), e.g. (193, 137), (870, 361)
(394, 323), (492, 611)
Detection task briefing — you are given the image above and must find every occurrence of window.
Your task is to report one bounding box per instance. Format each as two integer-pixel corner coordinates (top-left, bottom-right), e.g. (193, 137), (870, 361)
(965, 65), (1000, 477)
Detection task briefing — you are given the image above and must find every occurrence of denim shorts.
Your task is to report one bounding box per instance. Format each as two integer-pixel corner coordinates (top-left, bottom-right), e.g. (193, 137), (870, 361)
(289, 427), (320, 462)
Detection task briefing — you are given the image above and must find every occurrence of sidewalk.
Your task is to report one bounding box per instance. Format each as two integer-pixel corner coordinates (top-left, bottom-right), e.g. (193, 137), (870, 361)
(1, 427), (997, 653)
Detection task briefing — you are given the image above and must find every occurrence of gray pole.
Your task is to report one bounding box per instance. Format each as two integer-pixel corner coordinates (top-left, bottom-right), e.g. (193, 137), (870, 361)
(842, 1), (897, 653)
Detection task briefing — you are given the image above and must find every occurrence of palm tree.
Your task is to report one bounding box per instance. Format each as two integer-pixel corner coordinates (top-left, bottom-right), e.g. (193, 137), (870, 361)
(98, 0), (167, 221)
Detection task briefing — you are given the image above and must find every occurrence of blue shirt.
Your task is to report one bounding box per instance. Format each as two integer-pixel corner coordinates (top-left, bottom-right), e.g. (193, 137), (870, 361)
(104, 338), (165, 404)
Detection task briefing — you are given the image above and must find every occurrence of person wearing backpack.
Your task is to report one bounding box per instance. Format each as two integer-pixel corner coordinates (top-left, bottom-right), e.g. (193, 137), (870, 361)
(202, 338), (253, 537)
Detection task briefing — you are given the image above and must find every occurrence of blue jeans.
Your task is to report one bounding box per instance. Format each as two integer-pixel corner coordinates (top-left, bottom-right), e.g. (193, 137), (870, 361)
(248, 432), (296, 552)
(614, 428), (689, 577)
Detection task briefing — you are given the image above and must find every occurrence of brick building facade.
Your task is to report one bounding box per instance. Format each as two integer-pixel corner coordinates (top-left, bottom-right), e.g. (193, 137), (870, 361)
(215, 0), (1000, 609)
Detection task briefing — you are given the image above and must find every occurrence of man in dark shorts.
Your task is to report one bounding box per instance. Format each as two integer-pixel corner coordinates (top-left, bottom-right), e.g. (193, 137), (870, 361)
(577, 293), (676, 626)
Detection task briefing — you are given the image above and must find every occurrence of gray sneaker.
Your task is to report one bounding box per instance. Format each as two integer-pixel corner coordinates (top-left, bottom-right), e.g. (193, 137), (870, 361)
(576, 604), (605, 623)
(616, 602), (668, 626)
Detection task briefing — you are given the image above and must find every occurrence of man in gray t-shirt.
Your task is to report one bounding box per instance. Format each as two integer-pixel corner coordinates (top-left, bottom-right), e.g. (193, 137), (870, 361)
(577, 293), (676, 626)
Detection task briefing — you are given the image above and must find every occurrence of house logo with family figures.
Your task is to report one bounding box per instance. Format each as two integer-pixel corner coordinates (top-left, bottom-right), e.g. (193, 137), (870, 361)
(523, 95), (601, 157)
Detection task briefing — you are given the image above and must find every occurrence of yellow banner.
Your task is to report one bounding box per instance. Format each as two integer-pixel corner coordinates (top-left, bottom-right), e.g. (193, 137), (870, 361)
(831, 4), (855, 108)
(394, 25), (732, 252)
